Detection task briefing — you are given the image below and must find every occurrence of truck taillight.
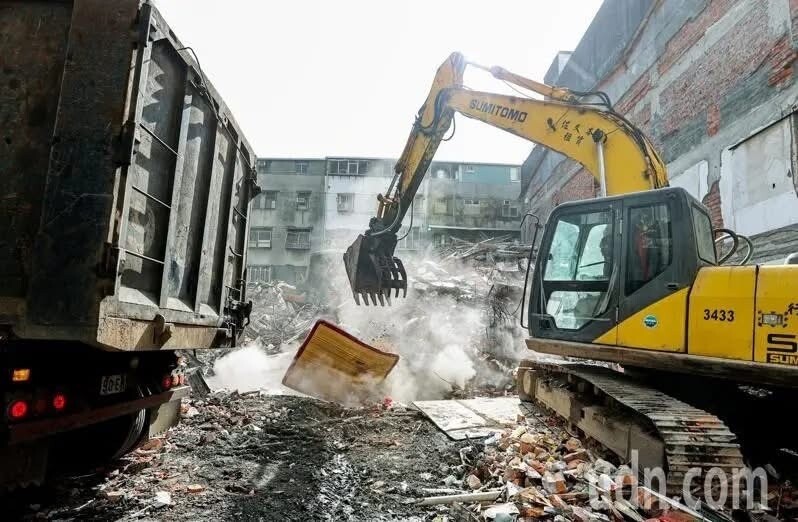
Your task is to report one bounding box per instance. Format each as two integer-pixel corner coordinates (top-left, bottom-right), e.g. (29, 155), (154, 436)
(8, 400), (29, 420)
(52, 393), (67, 411)
(12, 368), (31, 383)
(162, 375), (173, 390)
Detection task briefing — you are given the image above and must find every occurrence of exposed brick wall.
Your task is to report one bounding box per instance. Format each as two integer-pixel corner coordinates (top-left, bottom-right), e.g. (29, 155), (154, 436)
(552, 168), (597, 206)
(659, 0), (772, 136)
(525, 0), (798, 243)
(768, 36), (798, 87)
(706, 104), (720, 137)
(615, 69), (651, 114)
(701, 180), (723, 229)
(792, 0), (798, 46)
(658, 0), (737, 75)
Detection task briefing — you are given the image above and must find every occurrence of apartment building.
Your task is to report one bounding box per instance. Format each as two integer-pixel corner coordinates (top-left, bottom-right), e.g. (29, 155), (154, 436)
(247, 158), (325, 284)
(247, 156), (523, 284)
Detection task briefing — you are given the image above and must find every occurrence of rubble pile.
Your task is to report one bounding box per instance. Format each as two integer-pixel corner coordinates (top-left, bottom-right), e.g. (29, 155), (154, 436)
(246, 281), (324, 349)
(434, 235), (533, 264)
(433, 412), (796, 522)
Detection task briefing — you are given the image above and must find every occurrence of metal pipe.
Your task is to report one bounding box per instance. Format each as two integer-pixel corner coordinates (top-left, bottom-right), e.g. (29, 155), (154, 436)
(596, 139), (607, 197)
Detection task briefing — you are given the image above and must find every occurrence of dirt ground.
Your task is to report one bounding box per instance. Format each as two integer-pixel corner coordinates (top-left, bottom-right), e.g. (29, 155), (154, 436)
(3, 392), (487, 521)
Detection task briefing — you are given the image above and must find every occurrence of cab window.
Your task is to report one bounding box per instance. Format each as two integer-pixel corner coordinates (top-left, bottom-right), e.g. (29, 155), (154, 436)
(625, 203), (673, 294)
(543, 210), (613, 330)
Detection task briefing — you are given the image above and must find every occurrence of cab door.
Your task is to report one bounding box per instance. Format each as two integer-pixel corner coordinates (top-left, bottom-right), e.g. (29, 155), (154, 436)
(529, 200), (621, 344)
(615, 191), (690, 352)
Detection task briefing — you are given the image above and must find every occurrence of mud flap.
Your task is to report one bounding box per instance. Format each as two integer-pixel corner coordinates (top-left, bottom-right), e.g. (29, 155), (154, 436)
(282, 320), (400, 404)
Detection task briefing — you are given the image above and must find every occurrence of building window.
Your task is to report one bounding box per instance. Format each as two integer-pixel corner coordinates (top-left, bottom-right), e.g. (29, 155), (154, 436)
(510, 167), (520, 182)
(329, 159), (370, 175)
(433, 166), (456, 180)
(296, 191), (311, 210)
(413, 195), (424, 214)
(337, 193), (354, 212)
(502, 200), (520, 218)
(248, 265), (272, 283)
(433, 198), (452, 215)
(295, 161), (309, 174)
(256, 159), (270, 172)
(464, 198), (481, 216)
(397, 228), (422, 250)
(464, 164), (475, 174)
(248, 228), (272, 248)
(286, 229), (311, 250)
(263, 191), (278, 209)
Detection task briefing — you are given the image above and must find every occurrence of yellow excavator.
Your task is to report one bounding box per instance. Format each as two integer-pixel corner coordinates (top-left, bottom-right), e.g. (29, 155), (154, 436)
(339, 52), (798, 491)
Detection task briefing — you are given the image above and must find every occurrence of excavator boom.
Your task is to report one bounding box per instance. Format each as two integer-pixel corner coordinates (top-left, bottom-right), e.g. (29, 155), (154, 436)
(344, 52), (667, 305)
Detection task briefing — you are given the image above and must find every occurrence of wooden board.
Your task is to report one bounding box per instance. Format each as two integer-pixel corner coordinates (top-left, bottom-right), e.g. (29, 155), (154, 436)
(282, 320), (400, 404)
(413, 397), (521, 440)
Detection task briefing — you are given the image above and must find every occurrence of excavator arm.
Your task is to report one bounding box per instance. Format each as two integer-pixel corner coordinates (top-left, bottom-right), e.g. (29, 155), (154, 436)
(344, 52), (668, 305)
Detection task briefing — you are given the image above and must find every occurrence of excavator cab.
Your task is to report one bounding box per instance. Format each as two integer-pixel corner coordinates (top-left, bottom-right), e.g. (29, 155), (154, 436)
(528, 187), (715, 347)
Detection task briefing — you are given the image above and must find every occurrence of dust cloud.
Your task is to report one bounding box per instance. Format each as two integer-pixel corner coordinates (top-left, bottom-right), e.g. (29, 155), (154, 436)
(206, 341), (302, 395)
(209, 252), (529, 404)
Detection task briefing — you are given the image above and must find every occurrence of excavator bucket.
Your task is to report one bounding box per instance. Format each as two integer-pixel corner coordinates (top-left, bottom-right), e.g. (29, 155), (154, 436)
(343, 233), (407, 306)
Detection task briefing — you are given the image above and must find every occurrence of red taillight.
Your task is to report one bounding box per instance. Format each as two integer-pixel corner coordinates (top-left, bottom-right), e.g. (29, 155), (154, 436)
(52, 393), (67, 411)
(162, 375), (173, 390)
(8, 400), (28, 420)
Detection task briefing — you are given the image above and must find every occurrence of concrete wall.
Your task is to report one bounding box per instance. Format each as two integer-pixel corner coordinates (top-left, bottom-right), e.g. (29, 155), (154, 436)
(322, 157), (426, 250)
(521, 0), (798, 262)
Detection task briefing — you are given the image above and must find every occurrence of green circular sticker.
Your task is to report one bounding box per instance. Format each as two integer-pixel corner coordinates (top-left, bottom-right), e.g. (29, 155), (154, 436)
(643, 315), (658, 328)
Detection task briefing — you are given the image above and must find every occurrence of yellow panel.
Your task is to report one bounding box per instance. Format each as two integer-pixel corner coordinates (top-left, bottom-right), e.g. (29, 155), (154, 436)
(282, 320), (400, 403)
(754, 265), (798, 365)
(614, 289), (688, 352)
(593, 325), (617, 345)
(687, 266), (756, 361)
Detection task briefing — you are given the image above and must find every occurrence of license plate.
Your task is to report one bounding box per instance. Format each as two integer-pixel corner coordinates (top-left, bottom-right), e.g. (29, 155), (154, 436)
(100, 374), (127, 396)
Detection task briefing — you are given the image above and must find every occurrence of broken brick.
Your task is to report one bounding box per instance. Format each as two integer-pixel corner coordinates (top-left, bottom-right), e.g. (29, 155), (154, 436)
(564, 437), (582, 452)
(542, 471), (567, 495)
(467, 474), (482, 490)
(564, 449), (589, 463)
(519, 433), (537, 455)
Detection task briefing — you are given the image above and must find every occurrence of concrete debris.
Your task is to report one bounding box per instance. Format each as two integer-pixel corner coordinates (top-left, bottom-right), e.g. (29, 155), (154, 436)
(467, 474), (483, 490)
(152, 491), (172, 508)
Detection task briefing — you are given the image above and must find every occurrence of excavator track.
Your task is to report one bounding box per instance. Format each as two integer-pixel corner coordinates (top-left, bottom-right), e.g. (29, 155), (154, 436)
(519, 361), (745, 495)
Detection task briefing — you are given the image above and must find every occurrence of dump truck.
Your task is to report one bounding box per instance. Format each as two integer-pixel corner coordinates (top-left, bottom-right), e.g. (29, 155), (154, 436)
(0, 0), (259, 486)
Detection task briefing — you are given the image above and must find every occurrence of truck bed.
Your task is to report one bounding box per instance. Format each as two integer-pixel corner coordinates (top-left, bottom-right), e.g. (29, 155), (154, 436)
(0, 0), (259, 350)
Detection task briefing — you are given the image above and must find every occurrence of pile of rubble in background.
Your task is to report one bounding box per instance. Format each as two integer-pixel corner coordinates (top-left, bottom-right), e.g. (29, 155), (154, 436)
(246, 281), (324, 350)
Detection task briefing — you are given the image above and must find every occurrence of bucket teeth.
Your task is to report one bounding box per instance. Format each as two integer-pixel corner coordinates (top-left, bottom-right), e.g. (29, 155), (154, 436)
(377, 292), (385, 306)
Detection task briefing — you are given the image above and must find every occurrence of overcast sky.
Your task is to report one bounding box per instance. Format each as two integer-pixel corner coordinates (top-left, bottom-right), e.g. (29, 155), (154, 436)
(154, 1), (603, 164)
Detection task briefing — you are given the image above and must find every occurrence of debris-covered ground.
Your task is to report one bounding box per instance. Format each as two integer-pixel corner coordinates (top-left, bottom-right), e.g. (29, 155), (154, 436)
(5, 392), (469, 521)
(7, 386), (796, 521)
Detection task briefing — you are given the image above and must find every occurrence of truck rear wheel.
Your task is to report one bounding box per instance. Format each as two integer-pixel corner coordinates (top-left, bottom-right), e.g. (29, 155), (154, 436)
(49, 409), (149, 472)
